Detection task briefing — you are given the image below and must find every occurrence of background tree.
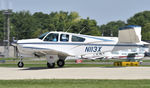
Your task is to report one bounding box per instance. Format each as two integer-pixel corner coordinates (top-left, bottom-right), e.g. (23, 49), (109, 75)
(32, 12), (50, 37)
(11, 11), (37, 39)
(127, 11), (150, 40)
(0, 11), (4, 41)
(0, 10), (150, 43)
(99, 20), (126, 37)
(142, 23), (150, 40)
(127, 11), (150, 27)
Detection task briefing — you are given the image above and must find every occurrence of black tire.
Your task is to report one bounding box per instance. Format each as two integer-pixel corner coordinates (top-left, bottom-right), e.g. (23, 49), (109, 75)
(17, 62), (24, 68)
(47, 62), (55, 68)
(57, 60), (65, 67)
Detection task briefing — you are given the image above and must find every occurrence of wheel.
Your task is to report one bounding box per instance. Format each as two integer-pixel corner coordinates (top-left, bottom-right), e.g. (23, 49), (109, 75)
(47, 62), (55, 68)
(57, 60), (65, 67)
(17, 62), (24, 68)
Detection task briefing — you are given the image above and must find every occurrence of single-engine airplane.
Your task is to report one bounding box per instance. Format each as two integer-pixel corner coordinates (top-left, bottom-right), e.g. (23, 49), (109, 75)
(12, 25), (149, 68)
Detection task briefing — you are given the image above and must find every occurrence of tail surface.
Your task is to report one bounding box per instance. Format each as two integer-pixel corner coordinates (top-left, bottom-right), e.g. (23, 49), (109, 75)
(118, 25), (141, 43)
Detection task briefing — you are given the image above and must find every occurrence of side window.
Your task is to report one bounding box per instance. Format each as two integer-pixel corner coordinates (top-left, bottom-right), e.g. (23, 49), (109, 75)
(44, 33), (58, 42)
(60, 34), (69, 42)
(72, 35), (85, 42)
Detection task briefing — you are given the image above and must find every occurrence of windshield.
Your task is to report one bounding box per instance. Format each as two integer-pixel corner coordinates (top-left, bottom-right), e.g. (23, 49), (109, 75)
(38, 32), (49, 40)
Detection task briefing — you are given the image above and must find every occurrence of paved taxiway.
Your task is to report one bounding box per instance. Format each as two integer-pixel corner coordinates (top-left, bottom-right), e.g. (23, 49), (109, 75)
(0, 67), (150, 80)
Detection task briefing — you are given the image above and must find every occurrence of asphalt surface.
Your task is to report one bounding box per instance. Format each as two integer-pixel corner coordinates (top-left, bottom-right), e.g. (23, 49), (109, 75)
(0, 67), (150, 80)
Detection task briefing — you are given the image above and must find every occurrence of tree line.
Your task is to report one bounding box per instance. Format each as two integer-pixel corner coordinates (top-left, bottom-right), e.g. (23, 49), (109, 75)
(0, 10), (150, 42)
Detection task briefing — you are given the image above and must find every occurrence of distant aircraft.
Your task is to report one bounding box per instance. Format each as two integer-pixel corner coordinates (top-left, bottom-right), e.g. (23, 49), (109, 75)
(102, 47), (148, 60)
(12, 25), (149, 68)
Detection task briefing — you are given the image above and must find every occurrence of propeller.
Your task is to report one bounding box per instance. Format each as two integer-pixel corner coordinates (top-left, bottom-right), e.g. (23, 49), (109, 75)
(11, 37), (18, 46)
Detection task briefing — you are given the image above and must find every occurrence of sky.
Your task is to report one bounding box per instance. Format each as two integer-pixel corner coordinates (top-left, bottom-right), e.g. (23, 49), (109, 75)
(0, 0), (150, 25)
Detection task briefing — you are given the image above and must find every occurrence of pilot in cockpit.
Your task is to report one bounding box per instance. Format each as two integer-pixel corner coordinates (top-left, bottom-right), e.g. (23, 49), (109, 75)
(52, 35), (57, 42)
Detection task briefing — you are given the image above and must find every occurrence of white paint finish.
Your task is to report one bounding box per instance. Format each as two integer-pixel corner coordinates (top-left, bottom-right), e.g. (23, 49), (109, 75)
(15, 27), (149, 61)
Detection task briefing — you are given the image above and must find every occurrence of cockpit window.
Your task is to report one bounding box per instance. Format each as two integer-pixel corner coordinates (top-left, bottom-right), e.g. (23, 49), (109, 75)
(60, 34), (69, 42)
(72, 35), (85, 42)
(38, 32), (49, 40)
(44, 33), (59, 42)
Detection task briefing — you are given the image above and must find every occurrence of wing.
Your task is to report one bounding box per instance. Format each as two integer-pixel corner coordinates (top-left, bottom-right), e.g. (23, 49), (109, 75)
(22, 46), (72, 57)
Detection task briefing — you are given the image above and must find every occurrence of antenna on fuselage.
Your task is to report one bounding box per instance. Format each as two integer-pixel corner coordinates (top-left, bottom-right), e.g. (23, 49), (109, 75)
(78, 27), (85, 34)
(65, 25), (72, 32)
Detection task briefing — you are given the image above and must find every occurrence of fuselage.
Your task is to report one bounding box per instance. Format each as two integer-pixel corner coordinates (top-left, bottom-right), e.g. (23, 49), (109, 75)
(16, 31), (147, 59)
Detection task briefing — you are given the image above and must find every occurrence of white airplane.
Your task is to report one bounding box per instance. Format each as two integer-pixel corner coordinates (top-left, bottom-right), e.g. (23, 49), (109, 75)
(102, 47), (148, 60)
(12, 25), (149, 68)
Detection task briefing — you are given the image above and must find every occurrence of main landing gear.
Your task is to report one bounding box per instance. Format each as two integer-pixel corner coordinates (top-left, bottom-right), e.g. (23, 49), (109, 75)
(47, 59), (65, 68)
(57, 59), (65, 67)
(47, 62), (55, 68)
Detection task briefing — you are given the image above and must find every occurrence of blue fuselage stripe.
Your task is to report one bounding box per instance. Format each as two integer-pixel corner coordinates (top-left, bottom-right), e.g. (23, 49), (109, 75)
(18, 43), (143, 47)
(23, 47), (49, 50)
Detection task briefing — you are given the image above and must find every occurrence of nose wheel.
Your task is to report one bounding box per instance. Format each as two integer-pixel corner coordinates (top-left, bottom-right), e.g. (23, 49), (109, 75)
(17, 56), (24, 68)
(17, 62), (24, 68)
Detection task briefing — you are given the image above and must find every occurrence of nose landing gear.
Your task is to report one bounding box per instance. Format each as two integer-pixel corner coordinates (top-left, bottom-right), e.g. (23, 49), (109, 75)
(17, 56), (24, 68)
(18, 61), (24, 68)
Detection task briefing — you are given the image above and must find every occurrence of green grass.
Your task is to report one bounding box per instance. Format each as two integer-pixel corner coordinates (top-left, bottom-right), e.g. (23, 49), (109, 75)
(143, 60), (150, 62)
(0, 63), (114, 68)
(65, 64), (113, 67)
(1, 57), (150, 63)
(0, 79), (150, 88)
(0, 64), (47, 67)
(0, 57), (150, 68)
(0, 59), (149, 68)
(0, 58), (114, 67)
